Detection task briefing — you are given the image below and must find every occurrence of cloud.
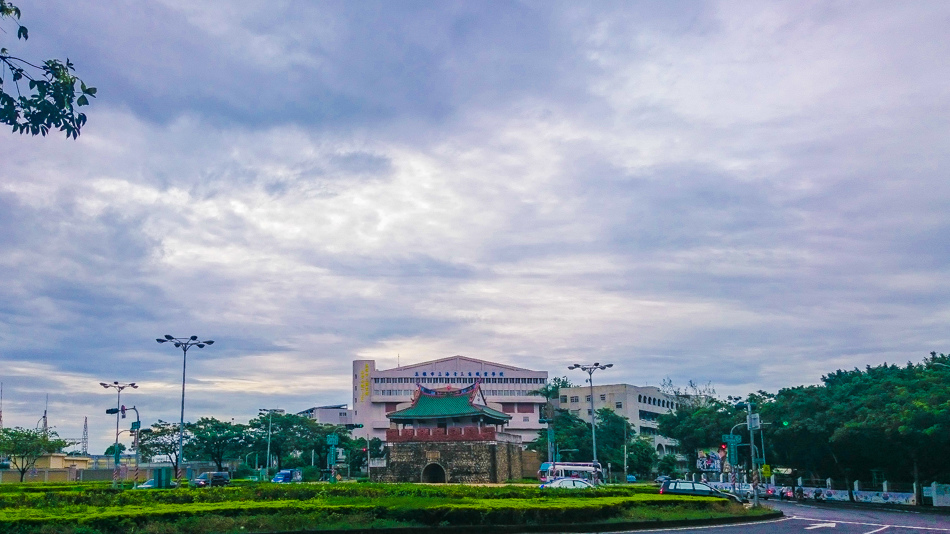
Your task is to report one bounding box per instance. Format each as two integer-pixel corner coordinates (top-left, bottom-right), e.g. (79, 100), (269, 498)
(2, 0), (949, 453)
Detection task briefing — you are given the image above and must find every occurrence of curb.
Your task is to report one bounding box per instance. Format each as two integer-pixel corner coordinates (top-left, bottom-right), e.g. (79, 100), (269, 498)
(289, 510), (785, 534)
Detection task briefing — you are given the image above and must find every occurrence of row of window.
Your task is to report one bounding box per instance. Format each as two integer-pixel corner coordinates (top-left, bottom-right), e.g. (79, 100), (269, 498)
(560, 393), (676, 411)
(371, 389), (531, 397)
(372, 376), (543, 384)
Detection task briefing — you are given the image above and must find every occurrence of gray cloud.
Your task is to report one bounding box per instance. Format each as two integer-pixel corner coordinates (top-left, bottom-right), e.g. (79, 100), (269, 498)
(1, 1), (949, 452)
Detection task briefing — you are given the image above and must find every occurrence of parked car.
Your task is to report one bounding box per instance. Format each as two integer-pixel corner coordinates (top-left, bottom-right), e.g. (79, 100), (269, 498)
(133, 479), (178, 489)
(654, 475), (671, 484)
(659, 480), (743, 504)
(743, 485), (772, 500)
(626, 474), (637, 483)
(271, 469), (303, 483)
(540, 478), (595, 490)
(192, 471), (230, 488)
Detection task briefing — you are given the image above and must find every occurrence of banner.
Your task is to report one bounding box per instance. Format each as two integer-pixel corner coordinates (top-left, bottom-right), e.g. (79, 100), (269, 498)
(695, 448), (724, 472)
(418, 379), (481, 397)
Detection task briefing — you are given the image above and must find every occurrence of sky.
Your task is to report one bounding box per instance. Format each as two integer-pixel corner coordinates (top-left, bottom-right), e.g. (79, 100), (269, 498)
(1, 1), (949, 455)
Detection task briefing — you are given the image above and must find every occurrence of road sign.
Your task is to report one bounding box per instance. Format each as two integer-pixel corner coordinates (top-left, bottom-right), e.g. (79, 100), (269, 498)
(727, 445), (737, 466)
(747, 413), (761, 430)
(762, 464), (771, 477)
(131, 421), (141, 431)
(721, 434), (742, 444)
(326, 434), (339, 446)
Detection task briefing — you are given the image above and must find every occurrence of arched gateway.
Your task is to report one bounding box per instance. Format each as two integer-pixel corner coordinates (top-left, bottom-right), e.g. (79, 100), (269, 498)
(421, 463), (446, 483)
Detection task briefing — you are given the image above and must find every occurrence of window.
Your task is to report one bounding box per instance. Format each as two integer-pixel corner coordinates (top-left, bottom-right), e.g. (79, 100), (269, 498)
(599, 394), (606, 401)
(585, 394), (592, 402)
(517, 403), (534, 413)
(570, 396), (579, 403)
(560, 395), (568, 403)
(523, 416), (530, 422)
(501, 403), (516, 413)
(587, 409), (592, 415)
(615, 402), (623, 409)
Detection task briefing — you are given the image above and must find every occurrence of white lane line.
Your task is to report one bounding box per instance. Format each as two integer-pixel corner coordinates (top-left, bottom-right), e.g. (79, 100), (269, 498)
(787, 516), (950, 532)
(863, 526), (890, 534)
(597, 517), (794, 533)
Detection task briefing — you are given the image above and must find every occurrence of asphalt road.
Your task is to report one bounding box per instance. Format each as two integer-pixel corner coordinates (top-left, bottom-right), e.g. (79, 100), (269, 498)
(597, 500), (949, 534)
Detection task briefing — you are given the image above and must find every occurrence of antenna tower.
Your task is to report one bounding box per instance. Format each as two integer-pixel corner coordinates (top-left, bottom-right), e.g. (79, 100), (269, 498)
(81, 417), (89, 455)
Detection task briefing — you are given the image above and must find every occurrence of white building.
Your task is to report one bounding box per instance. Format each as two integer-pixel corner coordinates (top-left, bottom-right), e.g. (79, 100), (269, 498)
(352, 356), (548, 443)
(297, 404), (353, 426)
(557, 383), (681, 456)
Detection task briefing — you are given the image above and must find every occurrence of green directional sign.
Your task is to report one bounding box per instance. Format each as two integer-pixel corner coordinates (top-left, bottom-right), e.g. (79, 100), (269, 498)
(721, 434), (742, 444)
(131, 421), (141, 431)
(326, 434), (339, 446)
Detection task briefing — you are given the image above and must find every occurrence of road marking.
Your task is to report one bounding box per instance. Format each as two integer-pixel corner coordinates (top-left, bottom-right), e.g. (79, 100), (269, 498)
(805, 523), (837, 530)
(863, 527), (889, 534)
(599, 517), (794, 533)
(788, 516), (950, 532)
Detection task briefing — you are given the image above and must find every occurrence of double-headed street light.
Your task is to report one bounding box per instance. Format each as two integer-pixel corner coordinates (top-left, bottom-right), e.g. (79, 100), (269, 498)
(567, 362), (613, 470)
(100, 381), (137, 487)
(156, 335), (214, 480)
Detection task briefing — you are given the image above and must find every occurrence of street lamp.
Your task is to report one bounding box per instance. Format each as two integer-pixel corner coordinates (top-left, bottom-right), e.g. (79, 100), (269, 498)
(567, 362), (613, 470)
(156, 335), (214, 480)
(100, 381), (137, 487)
(259, 408), (280, 478)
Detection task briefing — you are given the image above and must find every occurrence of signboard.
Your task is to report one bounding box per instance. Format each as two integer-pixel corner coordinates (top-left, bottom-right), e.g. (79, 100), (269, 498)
(326, 434), (339, 446)
(747, 413), (760, 430)
(721, 434), (742, 444)
(358, 363), (371, 402)
(695, 448), (724, 472)
(369, 458), (387, 468)
(131, 421), (141, 431)
(761, 464), (771, 477)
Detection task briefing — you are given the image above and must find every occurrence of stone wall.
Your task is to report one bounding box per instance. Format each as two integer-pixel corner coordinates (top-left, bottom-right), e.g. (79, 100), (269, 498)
(373, 440), (523, 483)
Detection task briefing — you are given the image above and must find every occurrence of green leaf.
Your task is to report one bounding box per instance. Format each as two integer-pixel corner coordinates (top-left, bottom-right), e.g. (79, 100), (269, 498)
(17, 25), (27, 40)
(77, 95), (88, 106)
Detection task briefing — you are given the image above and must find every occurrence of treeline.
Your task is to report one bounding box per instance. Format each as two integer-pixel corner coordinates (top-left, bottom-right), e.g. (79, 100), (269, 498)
(135, 412), (381, 476)
(657, 352), (950, 487)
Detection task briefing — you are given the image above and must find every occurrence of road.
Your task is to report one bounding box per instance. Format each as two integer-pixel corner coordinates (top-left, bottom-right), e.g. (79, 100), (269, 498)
(598, 500), (949, 534)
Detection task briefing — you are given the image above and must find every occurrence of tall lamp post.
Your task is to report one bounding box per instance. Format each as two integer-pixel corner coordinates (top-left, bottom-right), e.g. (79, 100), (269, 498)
(259, 408), (280, 479)
(156, 335), (214, 481)
(100, 381), (137, 487)
(567, 362), (613, 473)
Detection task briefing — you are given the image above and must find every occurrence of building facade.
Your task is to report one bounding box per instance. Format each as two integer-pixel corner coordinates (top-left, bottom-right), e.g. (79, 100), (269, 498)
(557, 383), (681, 456)
(297, 404), (353, 426)
(352, 356), (548, 443)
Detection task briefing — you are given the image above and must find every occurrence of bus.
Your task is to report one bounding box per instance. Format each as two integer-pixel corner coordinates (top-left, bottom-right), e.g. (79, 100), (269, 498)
(537, 462), (604, 484)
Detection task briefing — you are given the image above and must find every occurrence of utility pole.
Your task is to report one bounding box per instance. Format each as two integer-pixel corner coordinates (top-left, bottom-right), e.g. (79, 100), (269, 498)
(736, 401), (760, 506)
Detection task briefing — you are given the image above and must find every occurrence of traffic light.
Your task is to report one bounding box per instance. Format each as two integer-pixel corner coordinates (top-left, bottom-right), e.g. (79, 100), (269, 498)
(782, 420), (790, 426)
(361, 447), (367, 452)
(121, 405), (127, 419)
(720, 443), (727, 451)
(106, 408), (119, 415)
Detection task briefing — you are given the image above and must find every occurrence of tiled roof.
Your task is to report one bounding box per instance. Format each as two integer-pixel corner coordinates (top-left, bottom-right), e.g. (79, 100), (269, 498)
(387, 390), (511, 424)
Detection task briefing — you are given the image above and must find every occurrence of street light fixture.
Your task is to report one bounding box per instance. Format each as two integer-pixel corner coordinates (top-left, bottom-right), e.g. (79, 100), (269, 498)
(567, 362), (613, 471)
(100, 381), (137, 488)
(156, 335), (214, 481)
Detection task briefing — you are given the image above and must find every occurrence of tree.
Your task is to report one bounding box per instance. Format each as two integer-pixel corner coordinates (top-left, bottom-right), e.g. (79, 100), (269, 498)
(527, 408), (591, 462)
(657, 454), (679, 477)
(137, 420), (188, 478)
(626, 437), (658, 477)
(103, 443), (127, 456)
(593, 407), (636, 474)
(0, 0), (95, 137)
(187, 417), (248, 471)
(530, 376), (574, 401)
(0, 427), (71, 482)
(248, 413), (341, 471)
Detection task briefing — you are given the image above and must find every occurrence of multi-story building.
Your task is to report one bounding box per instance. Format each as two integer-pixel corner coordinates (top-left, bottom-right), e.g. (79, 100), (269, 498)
(297, 404), (353, 426)
(557, 383), (681, 456)
(352, 356), (548, 443)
